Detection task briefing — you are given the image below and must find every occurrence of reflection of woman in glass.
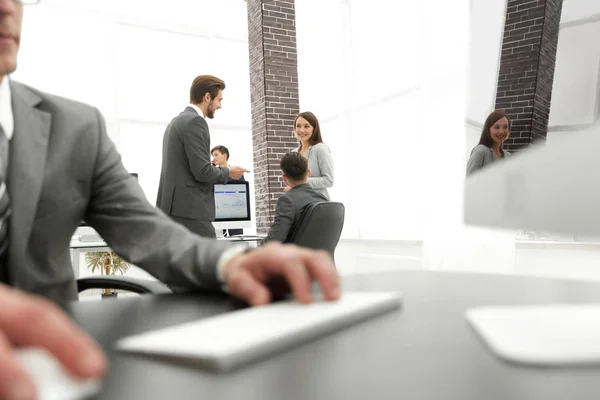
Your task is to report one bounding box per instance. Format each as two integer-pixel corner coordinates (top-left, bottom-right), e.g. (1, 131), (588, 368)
(466, 110), (512, 176)
(289, 111), (334, 199)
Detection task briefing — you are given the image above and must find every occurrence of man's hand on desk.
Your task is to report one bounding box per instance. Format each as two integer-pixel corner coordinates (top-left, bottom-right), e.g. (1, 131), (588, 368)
(223, 242), (340, 306)
(0, 284), (107, 400)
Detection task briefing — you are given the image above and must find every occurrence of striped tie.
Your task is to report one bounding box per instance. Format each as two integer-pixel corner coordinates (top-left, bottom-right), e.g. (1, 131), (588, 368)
(0, 125), (10, 282)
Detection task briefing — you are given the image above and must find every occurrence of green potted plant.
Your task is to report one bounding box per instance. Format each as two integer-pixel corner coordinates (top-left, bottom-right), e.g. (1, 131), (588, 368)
(85, 251), (131, 298)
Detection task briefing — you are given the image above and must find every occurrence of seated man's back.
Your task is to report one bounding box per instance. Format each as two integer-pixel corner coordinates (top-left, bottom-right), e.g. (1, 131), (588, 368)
(263, 153), (328, 243)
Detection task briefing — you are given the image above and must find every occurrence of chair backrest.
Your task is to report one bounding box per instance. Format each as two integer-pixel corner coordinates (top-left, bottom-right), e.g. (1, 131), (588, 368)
(286, 201), (345, 259)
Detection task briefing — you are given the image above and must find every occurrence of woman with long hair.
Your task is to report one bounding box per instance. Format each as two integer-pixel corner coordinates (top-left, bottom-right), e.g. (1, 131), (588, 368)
(466, 110), (512, 176)
(289, 111), (334, 199)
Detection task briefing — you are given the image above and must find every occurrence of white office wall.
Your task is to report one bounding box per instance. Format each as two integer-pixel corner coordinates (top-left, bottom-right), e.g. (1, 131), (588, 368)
(558, 0), (600, 24)
(12, 0), (253, 209)
(466, 0), (507, 127)
(460, 0), (600, 249)
(459, 0), (600, 165)
(296, 0), (482, 249)
(548, 1), (600, 133)
(464, 0), (507, 158)
(296, 0), (424, 241)
(542, 0), (600, 242)
(296, 0), (520, 272)
(15, 4), (118, 138)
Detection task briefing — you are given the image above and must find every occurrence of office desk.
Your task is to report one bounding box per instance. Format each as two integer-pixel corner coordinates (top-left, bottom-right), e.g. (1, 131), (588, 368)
(217, 235), (265, 243)
(69, 270), (600, 400)
(69, 235), (265, 278)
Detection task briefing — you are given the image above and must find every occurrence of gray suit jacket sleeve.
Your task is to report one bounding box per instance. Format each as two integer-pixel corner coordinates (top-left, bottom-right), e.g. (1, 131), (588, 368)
(308, 144), (334, 189)
(86, 109), (232, 290)
(262, 196), (295, 244)
(181, 116), (229, 184)
(466, 145), (487, 177)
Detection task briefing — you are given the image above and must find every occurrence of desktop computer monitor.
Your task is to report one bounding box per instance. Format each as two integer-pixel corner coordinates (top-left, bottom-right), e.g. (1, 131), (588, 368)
(464, 124), (600, 236)
(213, 181), (252, 233)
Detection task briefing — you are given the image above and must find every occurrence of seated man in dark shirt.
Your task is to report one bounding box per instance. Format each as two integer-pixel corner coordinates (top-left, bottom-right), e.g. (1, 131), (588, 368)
(211, 145), (245, 236)
(262, 152), (328, 243)
(211, 145), (246, 183)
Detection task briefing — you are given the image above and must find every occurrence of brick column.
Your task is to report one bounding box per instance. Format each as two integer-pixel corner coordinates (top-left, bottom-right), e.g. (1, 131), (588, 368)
(495, 0), (563, 152)
(247, 0), (300, 233)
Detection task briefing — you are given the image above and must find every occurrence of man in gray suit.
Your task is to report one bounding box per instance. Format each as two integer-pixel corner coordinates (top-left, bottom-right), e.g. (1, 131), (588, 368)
(263, 153), (329, 244)
(156, 75), (248, 238)
(0, 2), (339, 394)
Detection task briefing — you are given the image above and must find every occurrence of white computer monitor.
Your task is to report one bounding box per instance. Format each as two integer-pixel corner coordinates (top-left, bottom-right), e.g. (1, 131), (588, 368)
(213, 181), (252, 234)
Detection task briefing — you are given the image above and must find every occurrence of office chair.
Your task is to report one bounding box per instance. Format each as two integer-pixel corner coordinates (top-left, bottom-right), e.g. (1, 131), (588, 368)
(286, 202), (345, 260)
(77, 276), (172, 297)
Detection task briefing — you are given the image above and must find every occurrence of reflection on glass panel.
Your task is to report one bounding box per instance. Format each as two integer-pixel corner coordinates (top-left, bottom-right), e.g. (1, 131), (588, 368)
(466, 0), (507, 123)
(549, 21), (600, 127)
(463, 0), (600, 243)
(560, 0), (600, 25)
(466, 0), (600, 242)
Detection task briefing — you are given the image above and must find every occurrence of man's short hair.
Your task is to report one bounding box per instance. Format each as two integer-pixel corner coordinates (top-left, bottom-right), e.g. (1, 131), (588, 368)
(190, 75), (226, 104)
(211, 145), (230, 160)
(281, 152), (308, 182)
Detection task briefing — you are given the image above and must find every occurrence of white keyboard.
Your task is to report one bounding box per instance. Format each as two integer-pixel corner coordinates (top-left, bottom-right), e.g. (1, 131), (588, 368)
(116, 292), (402, 372)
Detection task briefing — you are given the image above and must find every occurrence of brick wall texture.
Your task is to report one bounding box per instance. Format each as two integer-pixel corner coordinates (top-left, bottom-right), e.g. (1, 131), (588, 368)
(494, 0), (563, 152)
(247, 0), (300, 233)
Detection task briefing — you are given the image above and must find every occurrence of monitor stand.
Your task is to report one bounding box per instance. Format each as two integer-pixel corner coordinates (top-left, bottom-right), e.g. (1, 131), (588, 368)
(215, 229), (226, 238)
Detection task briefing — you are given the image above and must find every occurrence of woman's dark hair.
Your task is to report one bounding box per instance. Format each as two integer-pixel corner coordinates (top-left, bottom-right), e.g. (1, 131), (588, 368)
(479, 110), (511, 155)
(294, 111), (323, 151)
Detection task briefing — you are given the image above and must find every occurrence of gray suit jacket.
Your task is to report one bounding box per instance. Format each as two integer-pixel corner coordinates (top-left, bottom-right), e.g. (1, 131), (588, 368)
(293, 143), (334, 200)
(156, 107), (229, 221)
(466, 144), (512, 176)
(6, 82), (233, 303)
(262, 184), (329, 244)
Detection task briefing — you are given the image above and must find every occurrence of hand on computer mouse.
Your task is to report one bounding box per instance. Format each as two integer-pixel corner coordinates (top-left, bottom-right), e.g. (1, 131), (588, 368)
(0, 284), (107, 400)
(223, 242), (340, 307)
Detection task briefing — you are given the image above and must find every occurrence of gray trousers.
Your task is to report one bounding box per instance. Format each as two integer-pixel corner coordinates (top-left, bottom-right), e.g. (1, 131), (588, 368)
(170, 216), (216, 238)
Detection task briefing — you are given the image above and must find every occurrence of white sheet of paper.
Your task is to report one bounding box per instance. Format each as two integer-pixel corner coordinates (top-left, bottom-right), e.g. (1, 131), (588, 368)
(466, 304), (600, 365)
(15, 348), (102, 400)
(116, 291), (402, 371)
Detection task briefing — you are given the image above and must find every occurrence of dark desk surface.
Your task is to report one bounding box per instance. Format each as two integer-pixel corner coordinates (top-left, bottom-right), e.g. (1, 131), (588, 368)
(69, 270), (600, 400)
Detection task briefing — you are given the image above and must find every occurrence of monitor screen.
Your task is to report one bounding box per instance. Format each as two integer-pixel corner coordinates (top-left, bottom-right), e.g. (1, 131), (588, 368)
(214, 182), (251, 222)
